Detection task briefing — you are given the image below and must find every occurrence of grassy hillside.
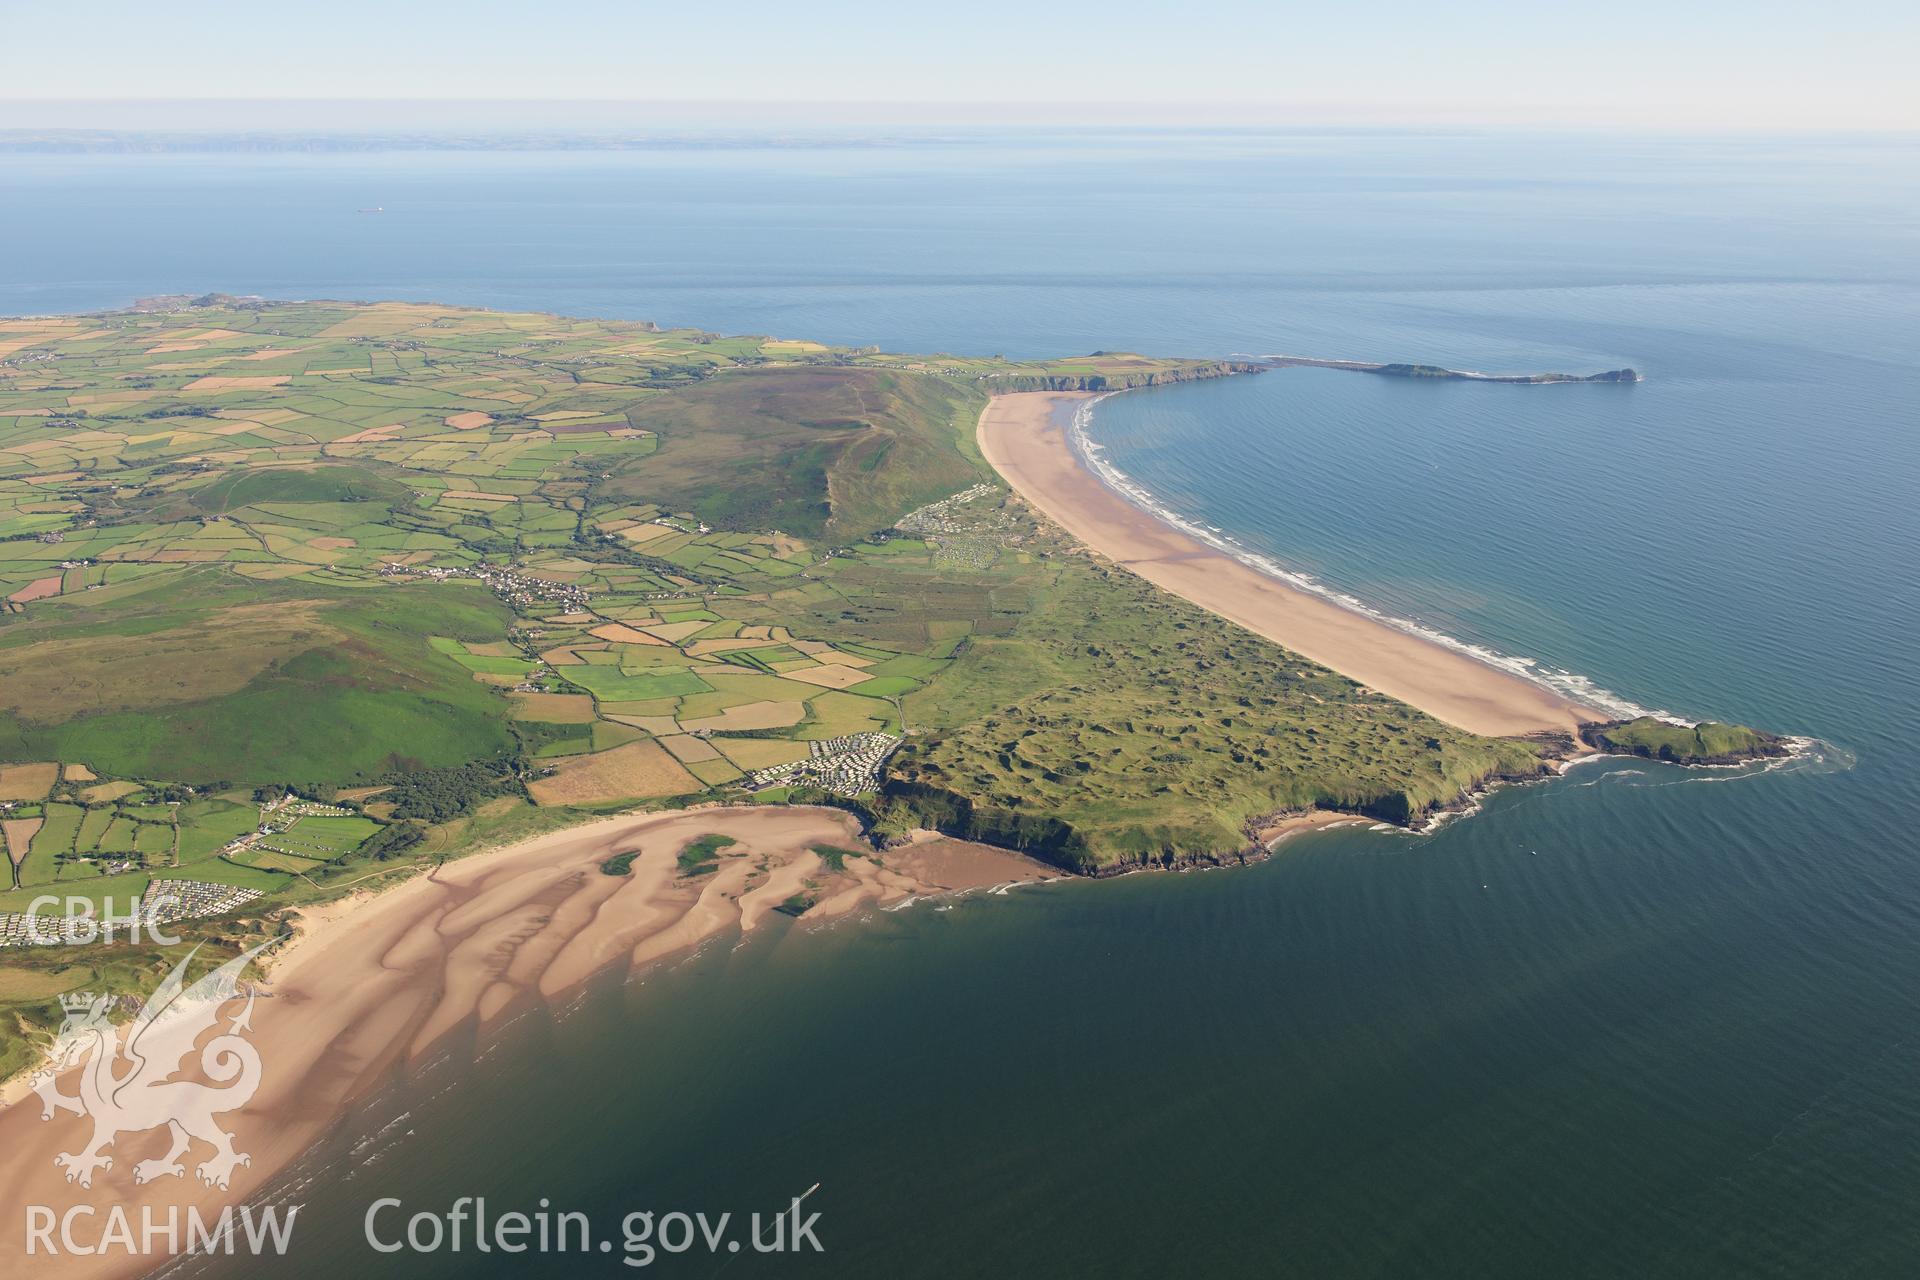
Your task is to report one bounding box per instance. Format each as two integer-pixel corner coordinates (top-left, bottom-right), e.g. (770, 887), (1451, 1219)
(0, 568), (513, 782)
(607, 366), (987, 540)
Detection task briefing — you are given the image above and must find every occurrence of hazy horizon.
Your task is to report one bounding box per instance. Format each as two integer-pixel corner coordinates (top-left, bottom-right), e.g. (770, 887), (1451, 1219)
(2, 100), (1916, 138)
(2, 0), (1915, 132)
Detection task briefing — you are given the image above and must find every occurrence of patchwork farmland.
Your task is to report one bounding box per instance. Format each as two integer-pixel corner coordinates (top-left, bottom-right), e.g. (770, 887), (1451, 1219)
(1, 297), (1539, 905)
(0, 760), (372, 914)
(0, 299), (1065, 916)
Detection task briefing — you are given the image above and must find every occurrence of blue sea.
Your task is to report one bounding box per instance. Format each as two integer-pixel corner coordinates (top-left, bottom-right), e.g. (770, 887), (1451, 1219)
(7, 129), (1919, 1277)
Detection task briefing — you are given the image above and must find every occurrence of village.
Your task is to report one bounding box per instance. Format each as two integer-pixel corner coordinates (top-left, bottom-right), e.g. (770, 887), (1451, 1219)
(378, 559), (590, 611)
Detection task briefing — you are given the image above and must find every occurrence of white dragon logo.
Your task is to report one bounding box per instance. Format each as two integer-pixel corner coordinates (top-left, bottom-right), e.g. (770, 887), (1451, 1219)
(29, 939), (277, 1191)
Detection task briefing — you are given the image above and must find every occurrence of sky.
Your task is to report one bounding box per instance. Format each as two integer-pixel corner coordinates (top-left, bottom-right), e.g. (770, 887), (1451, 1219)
(0, 0), (1914, 131)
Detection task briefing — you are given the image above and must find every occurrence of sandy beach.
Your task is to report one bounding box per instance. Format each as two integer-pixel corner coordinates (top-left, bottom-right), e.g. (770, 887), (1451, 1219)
(978, 391), (1600, 737)
(0, 806), (1053, 1278)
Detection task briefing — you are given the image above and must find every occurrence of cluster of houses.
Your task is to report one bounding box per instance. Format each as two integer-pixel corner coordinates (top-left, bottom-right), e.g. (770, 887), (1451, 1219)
(747, 732), (901, 797)
(378, 560), (589, 611)
(217, 797), (293, 861)
(0, 878), (264, 948)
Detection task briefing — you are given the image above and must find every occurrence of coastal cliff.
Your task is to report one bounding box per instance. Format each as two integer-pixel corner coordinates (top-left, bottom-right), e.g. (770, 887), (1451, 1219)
(881, 715), (1789, 877)
(978, 358), (1266, 394)
(879, 744), (1560, 877)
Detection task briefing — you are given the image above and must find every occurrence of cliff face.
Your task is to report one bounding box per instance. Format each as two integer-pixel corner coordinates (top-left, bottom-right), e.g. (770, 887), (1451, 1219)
(980, 360), (1265, 394)
(881, 749), (1560, 877)
(880, 779), (1099, 871)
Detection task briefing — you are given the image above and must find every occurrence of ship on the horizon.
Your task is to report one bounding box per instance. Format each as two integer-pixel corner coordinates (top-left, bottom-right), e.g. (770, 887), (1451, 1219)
(356, 206), (384, 214)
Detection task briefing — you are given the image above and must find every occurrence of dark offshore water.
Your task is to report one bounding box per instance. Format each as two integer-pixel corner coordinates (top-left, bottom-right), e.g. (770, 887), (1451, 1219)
(8, 130), (1919, 1277)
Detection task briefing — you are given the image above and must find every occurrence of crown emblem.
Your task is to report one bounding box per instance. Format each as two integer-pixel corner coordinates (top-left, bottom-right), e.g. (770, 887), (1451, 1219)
(59, 992), (97, 1011)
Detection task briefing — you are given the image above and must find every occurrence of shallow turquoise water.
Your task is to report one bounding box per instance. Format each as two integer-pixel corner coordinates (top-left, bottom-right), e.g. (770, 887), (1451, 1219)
(14, 129), (1919, 1277)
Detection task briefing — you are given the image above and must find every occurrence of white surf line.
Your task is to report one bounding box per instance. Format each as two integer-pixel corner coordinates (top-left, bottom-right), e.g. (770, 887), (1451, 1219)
(1065, 391), (1667, 725)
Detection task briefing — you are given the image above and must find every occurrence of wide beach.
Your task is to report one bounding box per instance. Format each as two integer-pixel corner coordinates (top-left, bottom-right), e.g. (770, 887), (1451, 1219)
(977, 391), (1600, 737)
(0, 807), (1053, 1278)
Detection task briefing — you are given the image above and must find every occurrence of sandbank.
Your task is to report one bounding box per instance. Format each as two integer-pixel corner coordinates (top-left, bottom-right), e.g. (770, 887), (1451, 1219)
(0, 807), (1051, 1277)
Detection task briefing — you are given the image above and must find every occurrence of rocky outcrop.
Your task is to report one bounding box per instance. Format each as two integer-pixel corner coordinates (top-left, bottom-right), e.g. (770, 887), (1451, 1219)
(1371, 363), (1640, 384)
(1580, 717), (1787, 765)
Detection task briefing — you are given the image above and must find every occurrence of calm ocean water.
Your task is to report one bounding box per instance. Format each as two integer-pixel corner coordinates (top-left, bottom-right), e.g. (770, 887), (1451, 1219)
(10, 130), (1920, 1277)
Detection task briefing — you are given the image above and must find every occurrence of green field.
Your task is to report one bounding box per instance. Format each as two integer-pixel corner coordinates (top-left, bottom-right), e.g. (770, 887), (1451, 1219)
(560, 666), (716, 702)
(19, 802), (82, 884)
(0, 784), (391, 913)
(256, 813), (382, 858)
(176, 798), (270, 858)
(0, 570), (515, 783)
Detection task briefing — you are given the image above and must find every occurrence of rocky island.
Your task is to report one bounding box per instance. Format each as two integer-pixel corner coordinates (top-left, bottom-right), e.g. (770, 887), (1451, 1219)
(1580, 716), (1788, 765)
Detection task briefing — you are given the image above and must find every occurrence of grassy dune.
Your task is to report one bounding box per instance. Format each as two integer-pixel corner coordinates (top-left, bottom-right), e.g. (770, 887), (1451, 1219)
(881, 506), (1547, 868)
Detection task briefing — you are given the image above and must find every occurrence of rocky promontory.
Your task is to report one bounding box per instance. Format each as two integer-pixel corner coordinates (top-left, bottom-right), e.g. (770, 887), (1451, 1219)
(1269, 355), (1640, 384)
(1580, 716), (1787, 765)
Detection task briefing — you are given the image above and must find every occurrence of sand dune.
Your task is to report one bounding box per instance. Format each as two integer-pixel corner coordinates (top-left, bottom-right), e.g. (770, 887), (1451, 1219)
(978, 392), (1598, 737)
